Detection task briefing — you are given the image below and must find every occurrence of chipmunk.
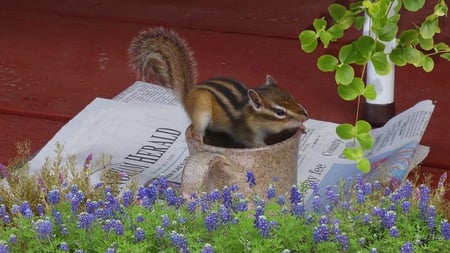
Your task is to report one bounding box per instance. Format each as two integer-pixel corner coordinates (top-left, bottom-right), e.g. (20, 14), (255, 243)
(129, 27), (308, 148)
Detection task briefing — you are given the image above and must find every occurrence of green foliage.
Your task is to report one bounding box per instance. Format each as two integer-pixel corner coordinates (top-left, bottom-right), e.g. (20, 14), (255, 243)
(299, 0), (450, 173)
(0, 162), (449, 252)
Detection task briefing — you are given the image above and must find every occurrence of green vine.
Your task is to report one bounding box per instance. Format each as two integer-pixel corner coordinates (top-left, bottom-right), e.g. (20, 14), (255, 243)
(299, 0), (450, 173)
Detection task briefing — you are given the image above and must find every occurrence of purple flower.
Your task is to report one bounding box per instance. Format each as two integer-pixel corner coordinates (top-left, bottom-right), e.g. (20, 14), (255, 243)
(266, 185), (275, 200)
(419, 184), (430, 220)
(356, 189), (365, 205)
(400, 241), (413, 253)
(59, 241), (69, 251)
(401, 181), (413, 199)
(384, 187), (391, 196)
(122, 190), (133, 207)
(277, 195), (286, 206)
(169, 231), (189, 253)
(36, 204), (44, 217)
(363, 213), (371, 224)
(136, 213), (144, 223)
(390, 190), (402, 204)
(319, 215), (329, 226)
(356, 174), (364, 190)
(312, 181), (320, 195)
(77, 212), (95, 230)
(402, 201), (411, 213)
(201, 243), (214, 253)
(246, 170), (256, 188)
(33, 218), (53, 240)
(235, 198), (248, 212)
(291, 203), (305, 218)
(0, 242), (10, 253)
(0, 204), (5, 217)
(314, 224), (329, 244)
(165, 187), (178, 206)
(290, 185), (302, 205)
(336, 233), (349, 251)
(135, 227), (145, 243)
(374, 180), (381, 191)
(313, 195), (321, 212)
(441, 220), (450, 240)
(105, 248), (116, 253)
(2, 215), (10, 224)
(187, 201), (197, 213)
(20, 201), (32, 217)
(222, 187), (233, 209)
(162, 214), (170, 227)
(10, 204), (19, 215)
(428, 205), (436, 230)
(155, 226), (165, 240)
(325, 185), (338, 203)
(141, 196), (152, 210)
(209, 189), (221, 202)
(362, 183), (372, 195)
(8, 234), (17, 244)
(205, 212), (219, 232)
(255, 215), (271, 238)
(383, 210), (396, 229)
(389, 226), (400, 238)
(104, 219), (124, 235)
(219, 204), (232, 224)
(48, 187), (61, 205)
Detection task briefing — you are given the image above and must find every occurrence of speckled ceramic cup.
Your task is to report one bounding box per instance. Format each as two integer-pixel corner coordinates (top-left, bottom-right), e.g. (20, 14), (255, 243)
(181, 126), (302, 198)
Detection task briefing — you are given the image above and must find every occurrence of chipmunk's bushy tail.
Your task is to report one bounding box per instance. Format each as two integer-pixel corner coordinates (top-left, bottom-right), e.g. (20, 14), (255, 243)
(129, 27), (197, 101)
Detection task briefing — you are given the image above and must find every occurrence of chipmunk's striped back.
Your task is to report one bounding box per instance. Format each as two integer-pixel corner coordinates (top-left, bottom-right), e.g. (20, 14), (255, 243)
(196, 78), (249, 121)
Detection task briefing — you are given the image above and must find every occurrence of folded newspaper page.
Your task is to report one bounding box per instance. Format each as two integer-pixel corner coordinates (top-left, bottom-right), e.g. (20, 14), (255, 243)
(28, 81), (434, 203)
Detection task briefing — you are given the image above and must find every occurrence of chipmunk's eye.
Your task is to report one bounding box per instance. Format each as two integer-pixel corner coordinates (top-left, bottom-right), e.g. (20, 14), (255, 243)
(273, 108), (286, 117)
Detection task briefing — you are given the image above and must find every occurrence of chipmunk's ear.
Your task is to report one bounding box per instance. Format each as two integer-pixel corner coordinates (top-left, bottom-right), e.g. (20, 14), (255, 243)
(265, 75), (278, 87)
(248, 89), (263, 110)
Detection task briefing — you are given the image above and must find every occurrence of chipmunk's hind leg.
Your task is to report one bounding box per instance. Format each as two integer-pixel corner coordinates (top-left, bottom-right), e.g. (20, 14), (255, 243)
(184, 91), (213, 143)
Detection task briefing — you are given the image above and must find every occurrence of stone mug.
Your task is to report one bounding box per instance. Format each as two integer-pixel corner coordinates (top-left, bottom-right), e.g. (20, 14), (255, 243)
(181, 126), (302, 198)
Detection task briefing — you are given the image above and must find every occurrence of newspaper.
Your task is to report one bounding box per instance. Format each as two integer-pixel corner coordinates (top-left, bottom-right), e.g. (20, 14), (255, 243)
(28, 81), (434, 202)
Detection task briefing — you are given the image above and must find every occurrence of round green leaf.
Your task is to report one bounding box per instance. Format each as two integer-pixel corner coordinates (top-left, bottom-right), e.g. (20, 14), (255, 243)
(327, 24), (344, 40)
(418, 35), (434, 50)
(423, 56), (435, 72)
(343, 147), (364, 161)
(355, 120), (372, 134)
(371, 51), (391, 75)
(357, 157), (371, 173)
(355, 36), (376, 59)
(389, 48), (407, 66)
(338, 44), (355, 64)
(336, 123), (355, 139)
(399, 29), (419, 46)
(313, 18), (327, 32)
(328, 3), (347, 21)
(363, 84), (377, 100)
(420, 18), (438, 39)
(376, 22), (398, 42)
(440, 53), (450, 61)
(319, 31), (333, 48)
(403, 0), (425, 12)
(317, 55), (338, 72)
(335, 64), (354, 85)
(403, 47), (422, 64)
(357, 133), (374, 150)
(299, 30), (318, 53)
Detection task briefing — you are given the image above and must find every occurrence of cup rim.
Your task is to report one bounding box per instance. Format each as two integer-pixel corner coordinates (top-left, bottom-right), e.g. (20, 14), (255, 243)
(185, 125), (303, 152)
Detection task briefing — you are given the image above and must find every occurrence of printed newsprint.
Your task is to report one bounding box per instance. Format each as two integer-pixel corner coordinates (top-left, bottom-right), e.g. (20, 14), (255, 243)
(28, 81), (434, 204)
